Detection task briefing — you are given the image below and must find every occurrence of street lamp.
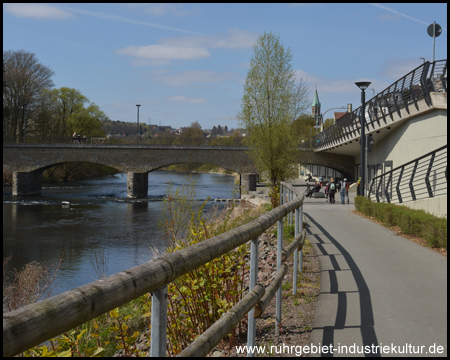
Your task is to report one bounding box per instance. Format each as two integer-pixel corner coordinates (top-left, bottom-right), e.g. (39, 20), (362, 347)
(136, 104), (141, 142)
(320, 107), (346, 130)
(355, 81), (371, 197)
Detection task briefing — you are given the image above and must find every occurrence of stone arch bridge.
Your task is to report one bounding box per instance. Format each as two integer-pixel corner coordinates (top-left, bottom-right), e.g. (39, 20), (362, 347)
(3, 144), (354, 197)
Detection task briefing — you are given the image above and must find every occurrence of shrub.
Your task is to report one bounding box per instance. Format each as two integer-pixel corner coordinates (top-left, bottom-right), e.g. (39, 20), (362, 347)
(355, 197), (446, 249)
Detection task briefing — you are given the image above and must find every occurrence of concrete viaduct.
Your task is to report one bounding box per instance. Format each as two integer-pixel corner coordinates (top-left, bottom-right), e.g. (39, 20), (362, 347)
(3, 144), (354, 198)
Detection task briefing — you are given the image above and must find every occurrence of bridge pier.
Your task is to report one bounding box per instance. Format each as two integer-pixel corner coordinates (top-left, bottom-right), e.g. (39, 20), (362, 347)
(241, 173), (258, 195)
(12, 170), (43, 196)
(127, 172), (148, 198)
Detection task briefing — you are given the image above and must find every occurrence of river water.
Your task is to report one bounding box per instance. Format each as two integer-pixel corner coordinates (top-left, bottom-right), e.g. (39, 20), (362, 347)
(3, 170), (238, 297)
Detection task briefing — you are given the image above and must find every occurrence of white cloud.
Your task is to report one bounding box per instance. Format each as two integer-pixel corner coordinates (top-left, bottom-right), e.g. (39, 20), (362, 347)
(4, 3), (72, 19)
(117, 29), (257, 66)
(379, 58), (425, 80)
(116, 44), (210, 63)
(167, 95), (207, 104)
(295, 69), (388, 95)
(369, 3), (434, 27)
(56, 5), (207, 36)
(161, 28), (258, 50)
(154, 70), (238, 87)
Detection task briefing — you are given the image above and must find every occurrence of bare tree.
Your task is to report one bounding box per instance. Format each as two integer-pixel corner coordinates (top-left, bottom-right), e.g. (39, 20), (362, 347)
(3, 50), (54, 142)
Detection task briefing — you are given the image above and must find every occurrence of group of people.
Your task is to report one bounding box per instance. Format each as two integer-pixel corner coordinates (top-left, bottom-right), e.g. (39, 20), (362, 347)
(305, 176), (350, 204)
(324, 177), (350, 204)
(72, 132), (87, 143)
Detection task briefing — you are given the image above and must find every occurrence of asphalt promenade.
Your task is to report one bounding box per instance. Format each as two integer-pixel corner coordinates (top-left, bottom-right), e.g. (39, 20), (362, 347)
(302, 184), (447, 357)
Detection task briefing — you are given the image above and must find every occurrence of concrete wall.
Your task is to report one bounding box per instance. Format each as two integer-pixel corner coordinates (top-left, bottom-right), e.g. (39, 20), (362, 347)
(363, 93), (447, 218)
(367, 109), (446, 171)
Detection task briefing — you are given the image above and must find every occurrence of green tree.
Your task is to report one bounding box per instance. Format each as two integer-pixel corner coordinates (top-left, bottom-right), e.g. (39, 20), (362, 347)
(237, 32), (309, 205)
(322, 118), (334, 130)
(45, 87), (106, 138)
(180, 121), (204, 145)
(292, 114), (316, 144)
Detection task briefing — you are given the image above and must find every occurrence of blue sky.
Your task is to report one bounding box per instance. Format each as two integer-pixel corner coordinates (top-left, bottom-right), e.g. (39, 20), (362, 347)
(3, 3), (447, 130)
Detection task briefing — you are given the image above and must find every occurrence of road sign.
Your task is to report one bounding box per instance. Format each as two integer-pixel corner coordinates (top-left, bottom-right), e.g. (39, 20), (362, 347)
(427, 23), (442, 38)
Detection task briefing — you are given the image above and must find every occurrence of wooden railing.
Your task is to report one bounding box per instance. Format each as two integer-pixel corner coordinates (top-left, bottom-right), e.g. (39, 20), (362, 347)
(3, 182), (306, 357)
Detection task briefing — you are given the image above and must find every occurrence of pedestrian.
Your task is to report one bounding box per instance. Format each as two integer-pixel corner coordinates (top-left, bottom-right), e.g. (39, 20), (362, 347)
(340, 178), (347, 204)
(324, 181), (330, 203)
(357, 177), (361, 196)
(345, 179), (350, 204)
(328, 177), (336, 204)
(306, 181), (321, 198)
(319, 176), (323, 186)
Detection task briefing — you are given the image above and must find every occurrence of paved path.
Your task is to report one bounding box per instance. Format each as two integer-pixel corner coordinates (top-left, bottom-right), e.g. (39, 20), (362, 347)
(301, 185), (447, 357)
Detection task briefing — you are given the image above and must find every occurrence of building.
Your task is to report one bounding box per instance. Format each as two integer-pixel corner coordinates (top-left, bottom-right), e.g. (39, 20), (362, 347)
(312, 88), (322, 127)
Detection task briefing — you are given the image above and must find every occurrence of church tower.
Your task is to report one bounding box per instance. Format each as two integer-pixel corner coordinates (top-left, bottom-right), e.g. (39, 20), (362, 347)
(312, 88), (322, 127)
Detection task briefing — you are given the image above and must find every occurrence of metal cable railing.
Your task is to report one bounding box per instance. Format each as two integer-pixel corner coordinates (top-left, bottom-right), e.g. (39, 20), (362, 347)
(312, 59), (447, 150)
(368, 145), (447, 204)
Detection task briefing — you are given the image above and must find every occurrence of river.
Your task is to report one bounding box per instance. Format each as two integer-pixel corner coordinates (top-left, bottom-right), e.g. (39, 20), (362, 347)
(3, 170), (238, 297)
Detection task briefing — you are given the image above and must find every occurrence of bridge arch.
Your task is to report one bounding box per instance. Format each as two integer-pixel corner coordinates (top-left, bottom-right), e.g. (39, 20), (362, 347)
(300, 150), (355, 180)
(3, 144), (259, 196)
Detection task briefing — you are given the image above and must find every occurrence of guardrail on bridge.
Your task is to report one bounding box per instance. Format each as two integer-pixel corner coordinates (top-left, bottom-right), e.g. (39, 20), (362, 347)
(3, 182), (307, 357)
(312, 59), (447, 150)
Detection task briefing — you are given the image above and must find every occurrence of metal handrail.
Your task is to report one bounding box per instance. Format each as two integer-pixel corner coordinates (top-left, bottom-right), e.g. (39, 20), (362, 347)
(312, 59), (447, 150)
(368, 145), (447, 204)
(3, 182), (306, 357)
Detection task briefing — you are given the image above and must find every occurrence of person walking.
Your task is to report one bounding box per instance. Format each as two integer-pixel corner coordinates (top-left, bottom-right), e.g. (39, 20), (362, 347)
(340, 178), (347, 204)
(328, 178), (336, 204)
(324, 181), (330, 203)
(345, 179), (350, 204)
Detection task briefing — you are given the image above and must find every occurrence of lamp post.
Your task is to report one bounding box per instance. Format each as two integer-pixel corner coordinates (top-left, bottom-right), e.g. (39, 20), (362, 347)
(136, 104), (141, 143)
(355, 81), (371, 197)
(320, 107), (346, 130)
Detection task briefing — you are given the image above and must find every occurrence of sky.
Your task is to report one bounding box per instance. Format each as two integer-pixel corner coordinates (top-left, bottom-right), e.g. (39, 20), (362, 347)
(3, 3), (447, 130)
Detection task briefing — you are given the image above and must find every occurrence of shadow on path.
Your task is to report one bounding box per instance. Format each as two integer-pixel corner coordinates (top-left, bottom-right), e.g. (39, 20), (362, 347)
(306, 213), (380, 357)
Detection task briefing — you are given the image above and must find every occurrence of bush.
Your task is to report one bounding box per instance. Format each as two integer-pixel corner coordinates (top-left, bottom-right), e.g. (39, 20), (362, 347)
(355, 197), (446, 249)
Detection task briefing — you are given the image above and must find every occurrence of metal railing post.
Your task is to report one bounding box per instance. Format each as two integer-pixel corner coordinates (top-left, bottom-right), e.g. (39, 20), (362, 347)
(247, 236), (259, 357)
(289, 190), (293, 226)
(293, 207), (299, 295)
(299, 204), (304, 274)
(150, 286), (168, 357)
(276, 216), (283, 336)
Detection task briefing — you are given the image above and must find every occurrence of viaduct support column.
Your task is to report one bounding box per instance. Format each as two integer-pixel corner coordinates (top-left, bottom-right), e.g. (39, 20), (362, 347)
(127, 172), (148, 198)
(12, 170), (43, 196)
(241, 173), (258, 195)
